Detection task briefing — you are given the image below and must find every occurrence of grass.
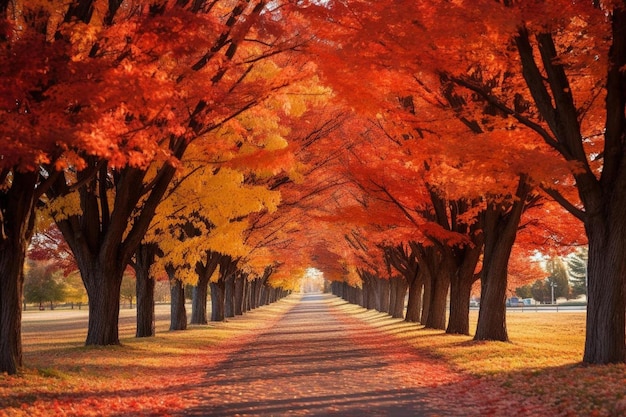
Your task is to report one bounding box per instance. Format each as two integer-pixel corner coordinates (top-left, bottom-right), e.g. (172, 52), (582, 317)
(3, 296), (626, 416)
(334, 300), (626, 417)
(1, 300), (296, 416)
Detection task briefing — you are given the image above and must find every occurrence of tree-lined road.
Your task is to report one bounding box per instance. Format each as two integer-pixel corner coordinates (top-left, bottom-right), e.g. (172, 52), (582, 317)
(182, 293), (554, 416)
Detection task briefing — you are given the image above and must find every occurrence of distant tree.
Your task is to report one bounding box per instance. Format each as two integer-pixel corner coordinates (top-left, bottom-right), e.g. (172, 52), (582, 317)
(24, 261), (66, 310)
(567, 248), (588, 298)
(515, 285), (532, 299)
(63, 273), (87, 310)
(154, 281), (171, 303)
(531, 280), (548, 304)
(545, 257), (570, 300)
(120, 274), (136, 309)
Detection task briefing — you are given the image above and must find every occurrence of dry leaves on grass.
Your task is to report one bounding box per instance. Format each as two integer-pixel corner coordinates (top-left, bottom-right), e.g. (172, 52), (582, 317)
(333, 300), (626, 417)
(1, 299), (294, 417)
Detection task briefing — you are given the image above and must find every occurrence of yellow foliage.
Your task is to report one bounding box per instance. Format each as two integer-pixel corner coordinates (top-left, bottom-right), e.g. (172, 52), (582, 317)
(46, 192), (83, 221)
(147, 161), (280, 283)
(209, 264), (220, 284)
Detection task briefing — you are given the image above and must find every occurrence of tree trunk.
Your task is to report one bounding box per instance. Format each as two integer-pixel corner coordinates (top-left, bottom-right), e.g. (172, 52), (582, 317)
(249, 279), (259, 309)
(475, 177), (530, 341)
(389, 279), (397, 315)
(169, 280), (187, 331)
(0, 171), (38, 374)
(362, 273), (378, 310)
(424, 267), (449, 330)
(191, 251), (220, 325)
(474, 252), (509, 341)
(242, 278), (250, 313)
(377, 277), (390, 314)
(191, 278), (209, 325)
(210, 280), (226, 322)
(583, 210), (626, 363)
(83, 262), (125, 345)
(405, 269), (423, 323)
(224, 272), (235, 318)
(447, 274), (473, 335)
(234, 273), (245, 316)
(580, 8), (626, 363)
(420, 267), (432, 324)
(390, 277), (408, 319)
(135, 243), (158, 338)
(355, 285), (364, 306)
(135, 269), (155, 337)
(447, 241), (482, 335)
(0, 247), (26, 375)
(359, 280), (368, 307)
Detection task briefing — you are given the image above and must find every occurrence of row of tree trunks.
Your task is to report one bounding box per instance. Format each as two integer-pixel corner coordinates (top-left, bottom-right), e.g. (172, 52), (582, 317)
(329, 274), (408, 319)
(209, 262), (288, 323)
(133, 250), (288, 334)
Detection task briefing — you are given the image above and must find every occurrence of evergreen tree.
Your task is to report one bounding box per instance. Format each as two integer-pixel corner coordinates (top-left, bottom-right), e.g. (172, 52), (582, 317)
(567, 248), (588, 298)
(515, 285), (532, 299)
(531, 279), (548, 304)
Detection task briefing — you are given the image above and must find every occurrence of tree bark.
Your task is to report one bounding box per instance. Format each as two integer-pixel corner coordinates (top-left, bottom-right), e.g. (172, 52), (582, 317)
(446, 239), (483, 335)
(191, 251), (220, 324)
(0, 248), (26, 375)
(234, 273), (245, 316)
(241, 277), (250, 313)
(377, 277), (391, 314)
(191, 278), (209, 325)
(390, 277), (408, 319)
(583, 204), (626, 363)
(424, 264), (449, 330)
(475, 176), (530, 341)
(447, 274), (473, 335)
(170, 279), (187, 331)
(224, 272), (235, 318)
(135, 242), (159, 337)
(51, 157), (184, 347)
(405, 271), (423, 323)
(250, 279), (259, 309)
(210, 280), (226, 322)
(82, 261), (125, 344)
(361, 272), (378, 310)
(0, 172), (38, 374)
(419, 262), (433, 324)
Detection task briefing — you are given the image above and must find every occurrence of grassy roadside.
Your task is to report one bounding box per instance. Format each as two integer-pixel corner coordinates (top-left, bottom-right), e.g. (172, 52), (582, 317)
(332, 298), (626, 417)
(4, 294), (626, 416)
(1, 296), (300, 417)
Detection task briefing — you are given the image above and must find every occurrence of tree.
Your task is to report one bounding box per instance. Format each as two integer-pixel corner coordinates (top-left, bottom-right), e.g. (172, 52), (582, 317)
(515, 285), (532, 300)
(531, 280), (549, 304)
(63, 272), (88, 310)
(479, 3), (622, 361)
(545, 256), (570, 300)
(23, 261), (66, 310)
(43, 0), (299, 347)
(120, 273), (136, 309)
(567, 248), (588, 298)
(0, 0), (96, 373)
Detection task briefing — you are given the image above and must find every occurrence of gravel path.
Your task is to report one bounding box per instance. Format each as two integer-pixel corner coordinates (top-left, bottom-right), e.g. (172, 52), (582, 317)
(183, 293), (470, 416)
